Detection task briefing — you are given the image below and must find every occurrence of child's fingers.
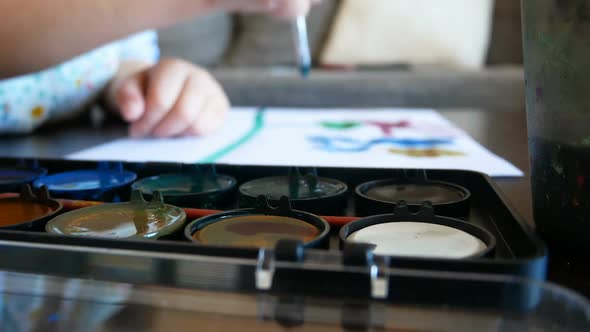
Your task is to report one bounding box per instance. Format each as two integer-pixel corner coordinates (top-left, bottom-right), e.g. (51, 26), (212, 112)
(115, 72), (146, 122)
(182, 91), (230, 136)
(216, 0), (315, 17)
(270, 0), (313, 19)
(216, 0), (276, 12)
(130, 60), (188, 138)
(151, 75), (204, 138)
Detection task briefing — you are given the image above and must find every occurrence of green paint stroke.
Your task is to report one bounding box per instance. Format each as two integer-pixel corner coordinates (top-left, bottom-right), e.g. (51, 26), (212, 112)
(199, 109), (266, 163)
(321, 121), (362, 130)
(582, 136), (590, 146)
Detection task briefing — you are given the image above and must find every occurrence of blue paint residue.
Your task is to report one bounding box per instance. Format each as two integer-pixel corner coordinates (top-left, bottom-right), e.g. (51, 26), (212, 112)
(299, 64), (311, 78)
(308, 136), (453, 152)
(47, 313), (59, 323)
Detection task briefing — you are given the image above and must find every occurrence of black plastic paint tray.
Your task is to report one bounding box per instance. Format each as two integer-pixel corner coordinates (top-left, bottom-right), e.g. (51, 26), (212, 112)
(0, 157), (547, 309)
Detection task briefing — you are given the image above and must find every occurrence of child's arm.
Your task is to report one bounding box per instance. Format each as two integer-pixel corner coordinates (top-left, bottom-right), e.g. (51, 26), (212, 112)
(0, 0), (317, 78)
(0, 0), (198, 78)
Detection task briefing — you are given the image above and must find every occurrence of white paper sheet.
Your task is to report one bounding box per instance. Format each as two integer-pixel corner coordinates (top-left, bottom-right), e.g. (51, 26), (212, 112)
(67, 107), (523, 177)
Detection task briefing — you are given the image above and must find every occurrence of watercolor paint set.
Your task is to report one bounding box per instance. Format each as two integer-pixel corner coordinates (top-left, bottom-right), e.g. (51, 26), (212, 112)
(0, 157), (547, 310)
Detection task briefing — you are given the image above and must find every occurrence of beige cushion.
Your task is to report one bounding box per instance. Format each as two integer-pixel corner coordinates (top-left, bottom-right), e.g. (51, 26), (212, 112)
(320, 0), (495, 69)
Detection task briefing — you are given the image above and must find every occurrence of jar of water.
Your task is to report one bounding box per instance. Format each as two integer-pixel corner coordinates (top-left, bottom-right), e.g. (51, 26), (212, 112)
(522, 0), (590, 254)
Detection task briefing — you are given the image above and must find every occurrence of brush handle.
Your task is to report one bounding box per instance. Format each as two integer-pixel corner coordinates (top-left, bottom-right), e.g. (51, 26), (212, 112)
(292, 16), (311, 77)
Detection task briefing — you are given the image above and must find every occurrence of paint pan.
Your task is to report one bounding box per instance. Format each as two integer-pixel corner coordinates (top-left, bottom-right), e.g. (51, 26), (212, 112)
(185, 196), (330, 249)
(46, 191), (186, 239)
(0, 165), (47, 192)
(340, 202), (495, 259)
(132, 167), (237, 209)
(355, 171), (470, 217)
(239, 168), (348, 215)
(33, 162), (136, 201)
(0, 185), (61, 230)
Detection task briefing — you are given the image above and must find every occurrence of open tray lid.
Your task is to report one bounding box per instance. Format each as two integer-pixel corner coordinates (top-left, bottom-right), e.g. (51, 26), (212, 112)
(0, 267), (588, 331)
(0, 231), (545, 310)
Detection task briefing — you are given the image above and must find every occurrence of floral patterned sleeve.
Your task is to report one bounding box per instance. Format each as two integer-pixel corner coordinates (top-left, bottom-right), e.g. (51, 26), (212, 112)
(118, 30), (160, 63)
(0, 31), (160, 134)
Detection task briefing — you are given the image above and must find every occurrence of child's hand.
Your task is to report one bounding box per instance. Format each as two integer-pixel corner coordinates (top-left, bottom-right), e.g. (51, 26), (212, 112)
(211, 0), (321, 19)
(112, 59), (229, 138)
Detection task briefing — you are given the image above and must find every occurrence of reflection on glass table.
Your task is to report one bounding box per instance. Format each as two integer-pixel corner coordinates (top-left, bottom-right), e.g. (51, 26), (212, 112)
(0, 270), (589, 332)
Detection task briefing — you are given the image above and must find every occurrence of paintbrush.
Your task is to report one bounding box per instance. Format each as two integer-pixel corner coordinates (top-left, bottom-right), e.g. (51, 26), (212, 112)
(292, 15), (311, 77)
